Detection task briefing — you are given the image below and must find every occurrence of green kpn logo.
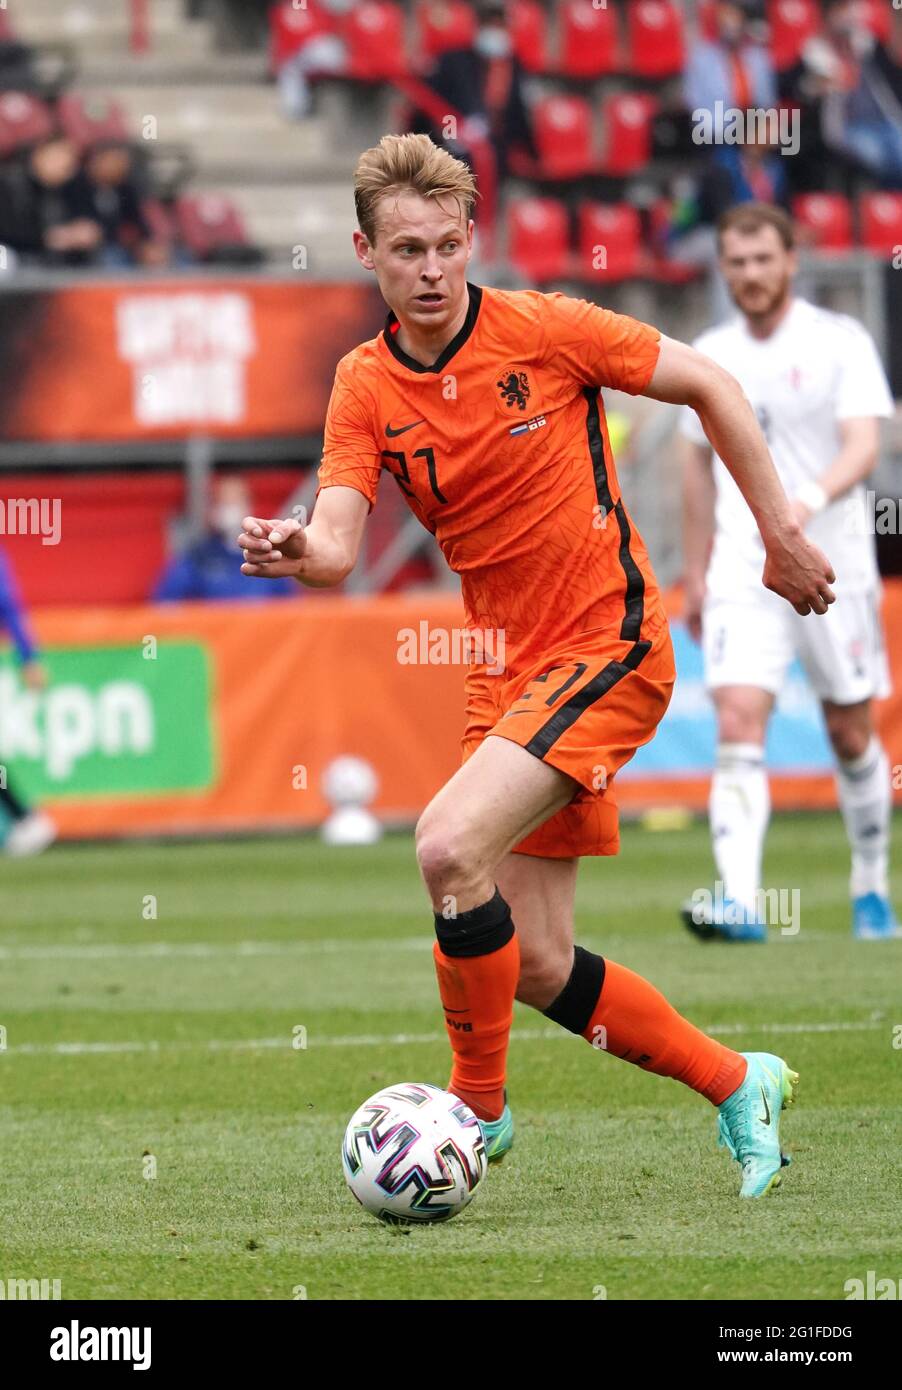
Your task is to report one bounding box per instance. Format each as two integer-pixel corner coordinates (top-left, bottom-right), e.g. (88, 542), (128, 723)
(0, 642), (215, 798)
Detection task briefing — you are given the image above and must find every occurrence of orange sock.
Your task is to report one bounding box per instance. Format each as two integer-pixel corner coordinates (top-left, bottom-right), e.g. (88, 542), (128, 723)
(545, 948), (746, 1105)
(584, 959), (746, 1103)
(433, 888), (520, 1122)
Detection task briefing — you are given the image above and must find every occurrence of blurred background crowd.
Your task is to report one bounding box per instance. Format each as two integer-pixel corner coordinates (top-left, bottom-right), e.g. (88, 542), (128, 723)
(1, 2), (901, 273)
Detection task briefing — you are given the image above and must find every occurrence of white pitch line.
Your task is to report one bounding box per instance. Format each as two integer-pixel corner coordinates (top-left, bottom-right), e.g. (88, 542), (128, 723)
(0, 1018), (887, 1058)
(0, 939), (430, 961)
(0, 930), (851, 960)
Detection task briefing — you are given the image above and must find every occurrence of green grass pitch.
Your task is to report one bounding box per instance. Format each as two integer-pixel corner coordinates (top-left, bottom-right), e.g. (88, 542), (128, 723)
(1, 813), (900, 1301)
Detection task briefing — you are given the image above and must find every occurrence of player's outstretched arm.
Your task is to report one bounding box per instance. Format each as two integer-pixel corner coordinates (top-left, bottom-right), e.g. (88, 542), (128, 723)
(681, 439), (715, 644)
(238, 485), (369, 589)
(644, 335), (836, 617)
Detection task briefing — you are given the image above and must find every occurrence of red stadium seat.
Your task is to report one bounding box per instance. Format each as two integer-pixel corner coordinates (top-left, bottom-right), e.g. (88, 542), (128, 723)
(58, 93), (130, 150)
(577, 202), (641, 281)
(344, 2), (409, 80)
(627, 0), (684, 79)
(0, 92), (53, 157)
(0, 470), (301, 606)
(416, 1), (476, 59)
(533, 94), (593, 177)
(510, 0), (550, 74)
(507, 197), (569, 281)
(175, 194), (250, 260)
(269, 1), (339, 73)
(792, 193), (853, 251)
(859, 192), (902, 258)
(861, 0), (892, 44)
(767, 0), (821, 72)
(560, 0), (620, 79)
(598, 91), (657, 175)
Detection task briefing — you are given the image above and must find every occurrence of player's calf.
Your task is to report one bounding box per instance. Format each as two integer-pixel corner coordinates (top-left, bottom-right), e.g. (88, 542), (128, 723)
(432, 889), (520, 1123)
(514, 941), (574, 1010)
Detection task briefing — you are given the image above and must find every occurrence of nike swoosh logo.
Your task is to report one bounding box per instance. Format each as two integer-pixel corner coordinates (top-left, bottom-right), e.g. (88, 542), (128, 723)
(758, 1085), (771, 1127)
(385, 419), (425, 437)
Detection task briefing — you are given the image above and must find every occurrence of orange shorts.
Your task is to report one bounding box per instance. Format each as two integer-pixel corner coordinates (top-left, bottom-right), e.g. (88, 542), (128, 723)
(461, 616), (676, 859)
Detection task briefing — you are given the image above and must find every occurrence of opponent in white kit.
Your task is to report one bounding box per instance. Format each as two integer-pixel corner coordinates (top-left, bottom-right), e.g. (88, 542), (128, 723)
(681, 203), (898, 941)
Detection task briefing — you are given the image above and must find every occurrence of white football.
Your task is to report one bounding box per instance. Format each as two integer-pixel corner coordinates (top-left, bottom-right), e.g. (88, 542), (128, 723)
(341, 1082), (488, 1224)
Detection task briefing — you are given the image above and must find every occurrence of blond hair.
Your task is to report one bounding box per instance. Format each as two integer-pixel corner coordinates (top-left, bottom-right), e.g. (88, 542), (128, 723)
(353, 133), (478, 245)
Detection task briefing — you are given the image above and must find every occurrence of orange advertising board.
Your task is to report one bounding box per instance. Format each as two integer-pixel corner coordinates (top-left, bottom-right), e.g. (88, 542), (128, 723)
(0, 280), (384, 442)
(7, 585), (901, 841)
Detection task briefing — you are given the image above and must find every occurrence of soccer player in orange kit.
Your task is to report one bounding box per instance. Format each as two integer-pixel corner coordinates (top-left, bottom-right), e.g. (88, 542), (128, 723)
(238, 135), (836, 1197)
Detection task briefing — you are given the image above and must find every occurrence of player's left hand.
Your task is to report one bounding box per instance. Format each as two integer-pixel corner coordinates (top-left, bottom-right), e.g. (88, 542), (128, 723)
(238, 515), (307, 578)
(762, 523), (836, 616)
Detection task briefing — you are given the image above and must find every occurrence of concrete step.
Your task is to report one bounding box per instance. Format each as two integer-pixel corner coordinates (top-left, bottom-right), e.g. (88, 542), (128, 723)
(105, 83), (347, 178)
(213, 182), (362, 273)
(11, 0), (188, 43)
(77, 51), (269, 88)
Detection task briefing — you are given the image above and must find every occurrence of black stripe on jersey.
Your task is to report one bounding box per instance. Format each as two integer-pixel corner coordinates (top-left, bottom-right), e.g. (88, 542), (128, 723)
(524, 641), (651, 759)
(583, 386), (645, 643)
(383, 283), (483, 374)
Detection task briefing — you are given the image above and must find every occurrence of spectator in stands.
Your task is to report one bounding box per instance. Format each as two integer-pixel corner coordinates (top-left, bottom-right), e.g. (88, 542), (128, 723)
(409, 0), (537, 182)
(0, 547), (56, 857)
(0, 33), (37, 91)
(783, 0), (902, 189)
(665, 132), (789, 322)
(276, 0), (352, 120)
(0, 134), (102, 268)
(155, 475), (298, 602)
(693, 132), (789, 225)
(684, 1), (776, 134)
(83, 141), (170, 268)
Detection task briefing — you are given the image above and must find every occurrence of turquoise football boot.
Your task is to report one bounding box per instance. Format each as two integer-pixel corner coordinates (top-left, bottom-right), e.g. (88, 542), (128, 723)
(852, 893), (901, 940)
(479, 1098), (514, 1164)
(681, 894), (767, 943)
(717, 1052), (799, 1197)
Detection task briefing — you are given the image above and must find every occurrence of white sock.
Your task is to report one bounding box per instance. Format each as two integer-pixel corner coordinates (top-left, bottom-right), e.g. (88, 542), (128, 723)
(709, 742), (770, 913)
(835, 735), (891, 899)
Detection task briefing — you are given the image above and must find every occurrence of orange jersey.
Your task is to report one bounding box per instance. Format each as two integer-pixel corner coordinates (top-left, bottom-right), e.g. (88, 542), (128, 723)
(318, 284), (666, 673)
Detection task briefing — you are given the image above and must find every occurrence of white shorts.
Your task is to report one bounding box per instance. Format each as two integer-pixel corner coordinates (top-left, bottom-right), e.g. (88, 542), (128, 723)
(703, 585), (891, 704)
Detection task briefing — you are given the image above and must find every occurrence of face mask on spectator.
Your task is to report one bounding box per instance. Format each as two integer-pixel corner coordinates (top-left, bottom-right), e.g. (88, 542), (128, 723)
(475, 26), (512, 60)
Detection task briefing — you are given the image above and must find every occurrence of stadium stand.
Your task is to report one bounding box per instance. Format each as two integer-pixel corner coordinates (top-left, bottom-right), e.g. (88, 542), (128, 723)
(5, 0), (897, 280)
(627, 0), (685, 80)
(506, 193), (569, 280)
(767, 0), (820, 72)
(859, 190), (902, 258)
(792, 191), (854, 253)
(559, 1), (620, 80)
(0, 91), (54, 158)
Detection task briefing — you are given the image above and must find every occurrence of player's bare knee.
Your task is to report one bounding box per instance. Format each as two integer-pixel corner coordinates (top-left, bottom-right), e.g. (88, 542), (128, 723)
(824, 714), (871, 763)
(415, 819), (479, 900)
(717, 702), (765, 747)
